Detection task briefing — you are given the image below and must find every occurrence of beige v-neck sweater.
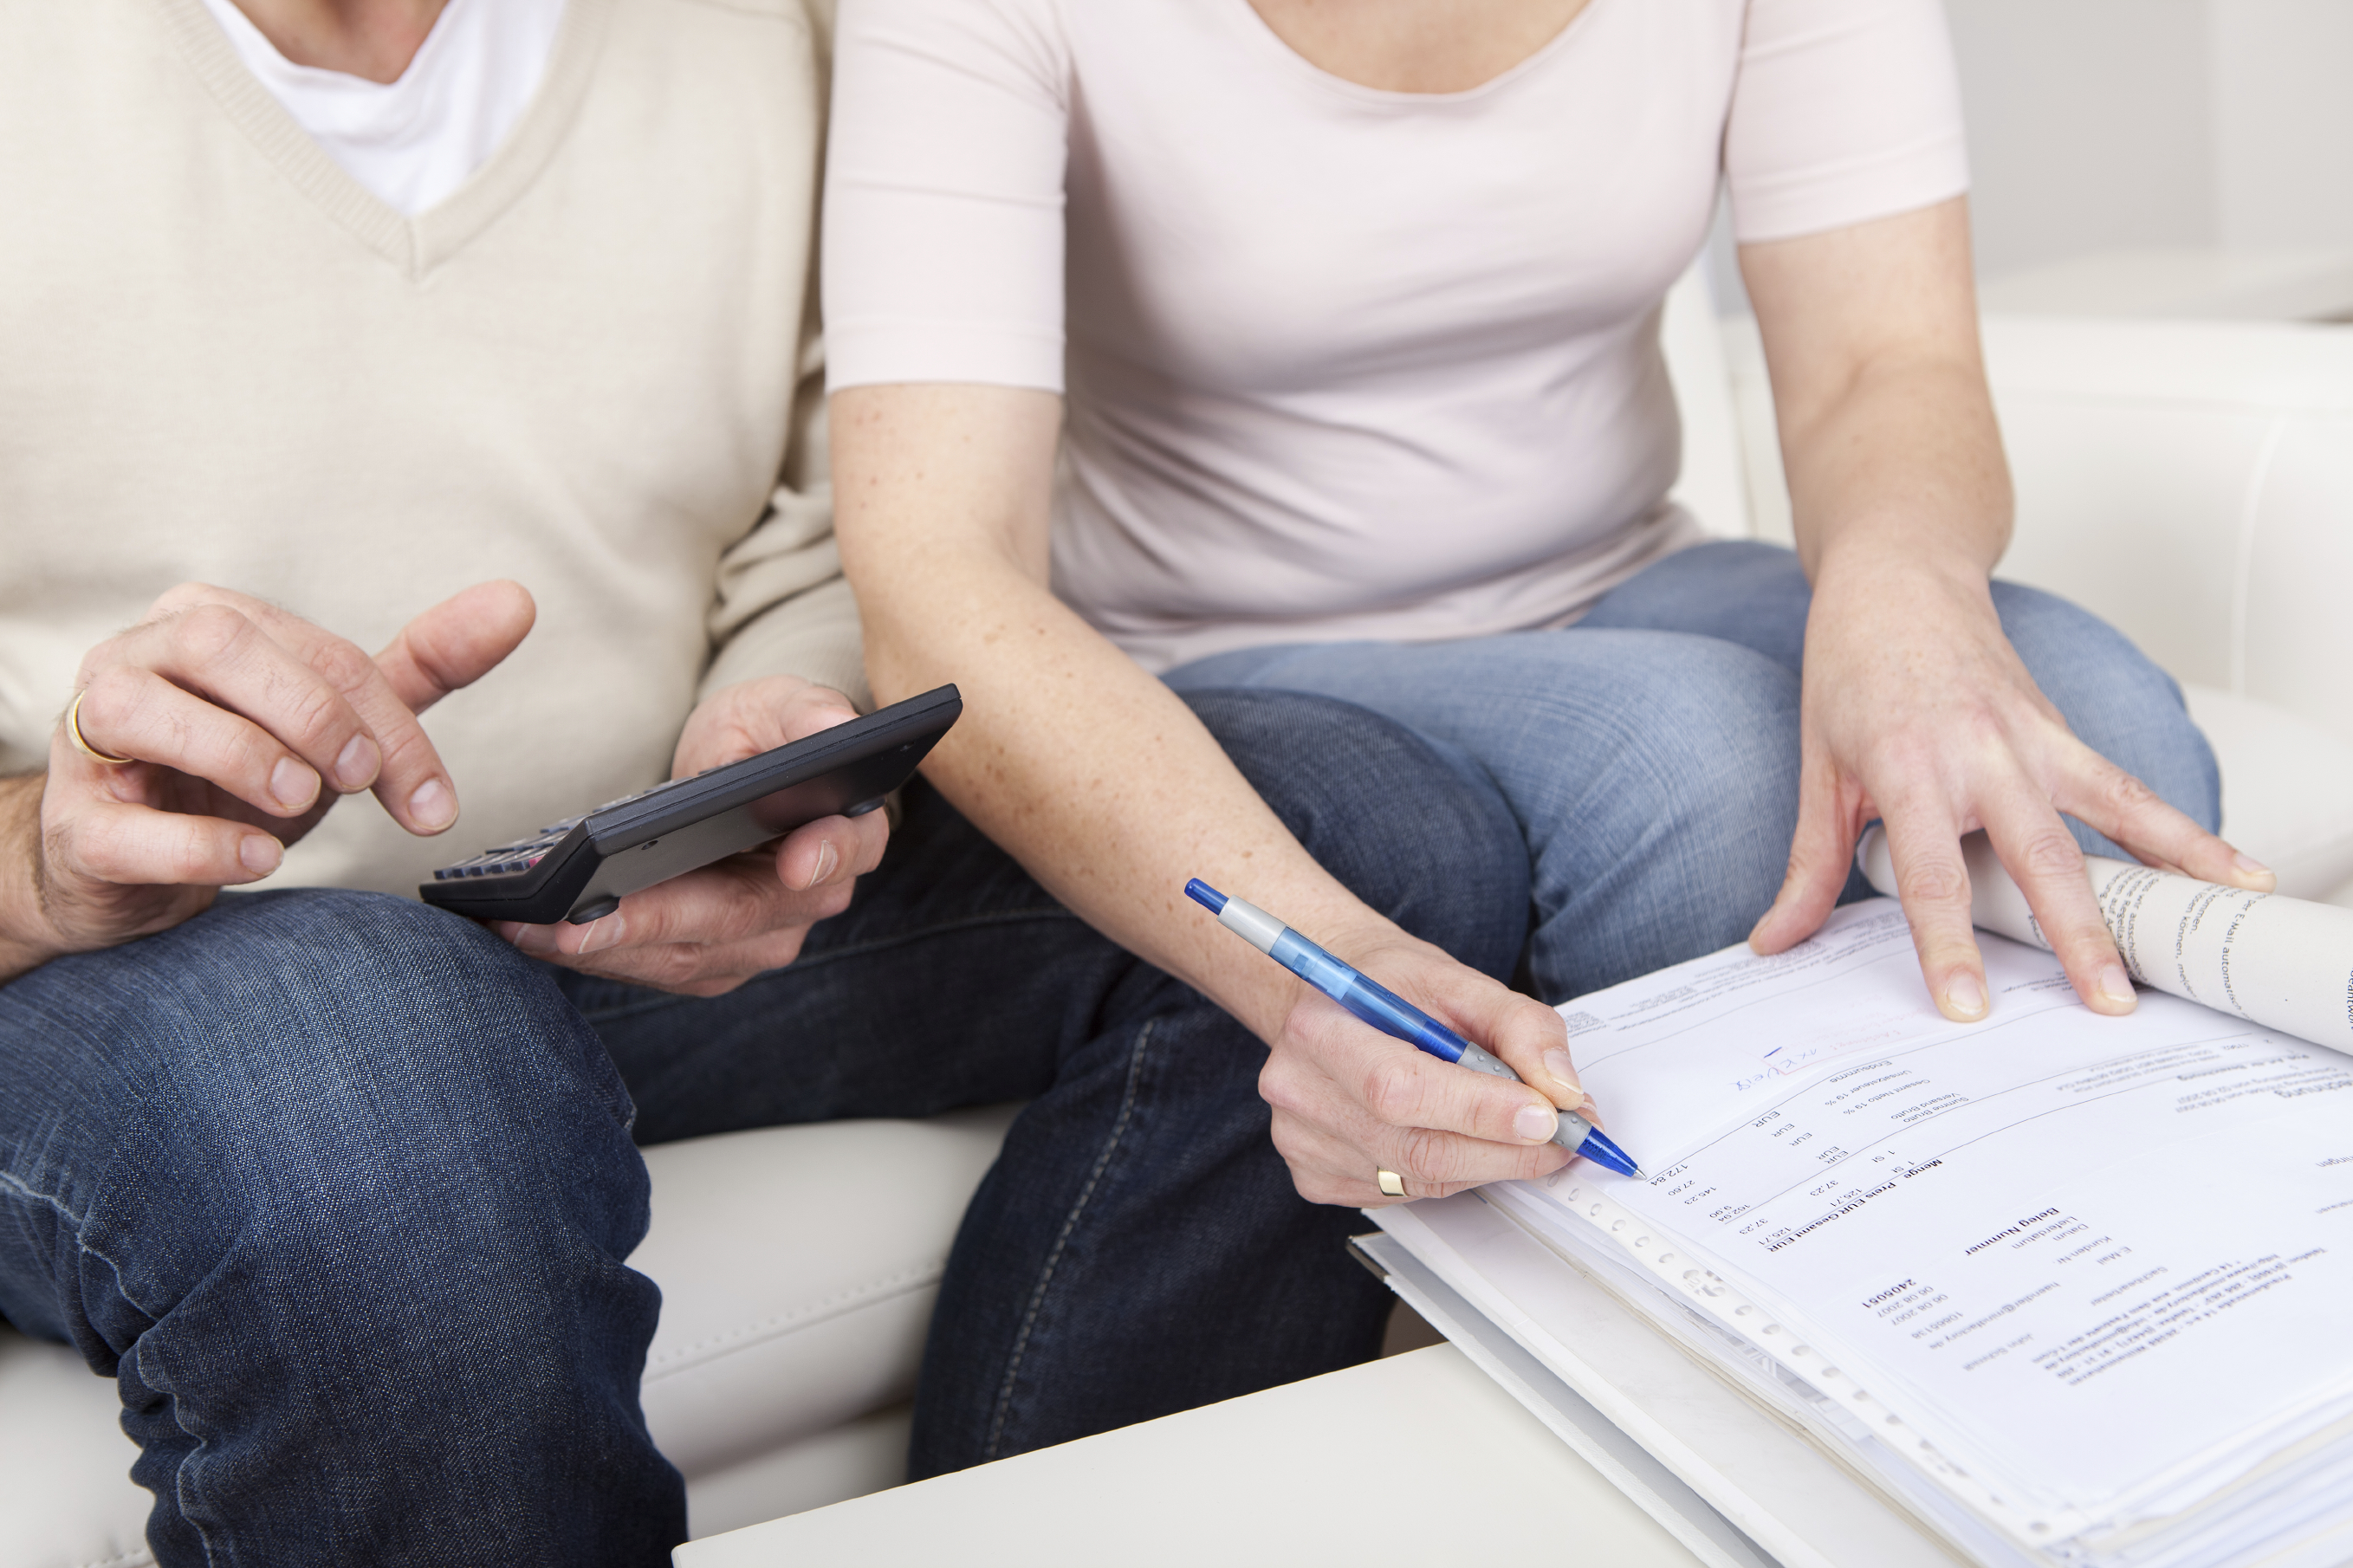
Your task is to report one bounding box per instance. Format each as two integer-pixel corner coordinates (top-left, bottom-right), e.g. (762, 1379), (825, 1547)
(0, 0), (860, 897)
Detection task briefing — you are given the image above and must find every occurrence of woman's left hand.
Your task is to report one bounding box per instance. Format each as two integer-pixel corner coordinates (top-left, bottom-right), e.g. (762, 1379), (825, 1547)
(1739, 198), (2269, 1020)
(1747, 541), (2266, 1020)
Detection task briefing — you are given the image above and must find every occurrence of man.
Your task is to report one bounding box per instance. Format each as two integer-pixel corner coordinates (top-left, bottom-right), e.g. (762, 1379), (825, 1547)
(0, 1), (1531, 1562)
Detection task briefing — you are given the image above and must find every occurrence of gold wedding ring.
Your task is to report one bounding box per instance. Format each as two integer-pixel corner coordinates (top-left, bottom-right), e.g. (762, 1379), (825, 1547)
(65, 689), (134, 766)
(1377, 1170), (1408, 1198)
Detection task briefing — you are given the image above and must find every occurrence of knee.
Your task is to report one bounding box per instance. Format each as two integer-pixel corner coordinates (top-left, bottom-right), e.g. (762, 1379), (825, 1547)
(119, 890), (627, 1124)
(1182, 690), (1530, 978)
(63, 891), (646, 1309)
(1562, 633), (1802, 900)
(1602, 634), (1800, 818)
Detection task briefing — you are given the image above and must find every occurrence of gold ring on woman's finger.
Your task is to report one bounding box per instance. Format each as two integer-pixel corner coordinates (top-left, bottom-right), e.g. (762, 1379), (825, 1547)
(65, 690), (133, 766)
(1377, 1169), (1408, 1198)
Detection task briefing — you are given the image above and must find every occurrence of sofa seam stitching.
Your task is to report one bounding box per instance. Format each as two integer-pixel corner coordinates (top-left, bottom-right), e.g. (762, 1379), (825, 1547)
(642, 1263), (943, 1379)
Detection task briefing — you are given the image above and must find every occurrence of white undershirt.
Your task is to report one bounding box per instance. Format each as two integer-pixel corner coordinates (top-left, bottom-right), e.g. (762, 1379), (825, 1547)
(199, 0), (567, 216)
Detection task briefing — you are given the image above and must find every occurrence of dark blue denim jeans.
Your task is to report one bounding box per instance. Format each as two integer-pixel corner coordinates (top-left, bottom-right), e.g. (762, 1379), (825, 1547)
(0, 691), (1528, 1567)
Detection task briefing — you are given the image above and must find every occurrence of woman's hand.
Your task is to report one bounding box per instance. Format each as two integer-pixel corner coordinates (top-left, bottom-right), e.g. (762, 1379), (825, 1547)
(1740, 198), (2268, 1018)
(836, 381), (1621, 1203)
(492, 676), (889, 997)
(1748, 542), (2264, 1020)
(1258, 920), (1586, 1205)
(1, 580), (534, 982)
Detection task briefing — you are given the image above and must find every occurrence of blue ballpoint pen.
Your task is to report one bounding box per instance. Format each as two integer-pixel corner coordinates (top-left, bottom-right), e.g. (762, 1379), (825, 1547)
(1185, 879), (1646, 1180)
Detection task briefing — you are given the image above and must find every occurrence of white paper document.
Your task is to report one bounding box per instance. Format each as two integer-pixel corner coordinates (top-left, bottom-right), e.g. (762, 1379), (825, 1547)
(1487, 900), (2353, 1567)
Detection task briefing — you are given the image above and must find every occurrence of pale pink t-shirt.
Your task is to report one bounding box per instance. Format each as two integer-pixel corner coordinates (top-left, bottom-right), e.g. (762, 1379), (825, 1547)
(825, 0), (1969, 671)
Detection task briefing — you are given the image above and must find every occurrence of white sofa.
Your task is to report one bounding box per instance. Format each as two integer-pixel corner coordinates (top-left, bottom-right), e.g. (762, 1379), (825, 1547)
(9, 278), (2353, 1568)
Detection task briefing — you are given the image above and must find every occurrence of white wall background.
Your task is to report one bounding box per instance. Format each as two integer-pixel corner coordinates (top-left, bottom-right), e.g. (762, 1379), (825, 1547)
(1944, 0), (2218, 275)
(1954, 0), (2353, 273)
(2208, 0), (2353, 252)
(1707, 0), (2353, 305)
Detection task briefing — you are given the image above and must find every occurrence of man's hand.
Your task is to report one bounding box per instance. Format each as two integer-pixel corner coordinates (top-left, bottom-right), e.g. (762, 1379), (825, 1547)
(493, 676), (889, 997)
(1748, 548), (2267, 1020)
(1257, 921), (1588, 1206)
(0, 580), (535, 981)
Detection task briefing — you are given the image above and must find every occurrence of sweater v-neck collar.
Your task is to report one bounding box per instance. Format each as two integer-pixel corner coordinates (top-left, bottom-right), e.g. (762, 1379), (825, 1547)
(152, 0), (614, 279)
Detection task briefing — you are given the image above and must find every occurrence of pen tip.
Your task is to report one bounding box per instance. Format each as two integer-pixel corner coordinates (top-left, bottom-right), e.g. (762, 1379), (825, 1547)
(1184, 879), (1228, 915)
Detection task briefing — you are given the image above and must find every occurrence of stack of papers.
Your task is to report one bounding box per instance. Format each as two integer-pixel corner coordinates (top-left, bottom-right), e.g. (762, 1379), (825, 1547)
(1377, 900), (2353, 1568)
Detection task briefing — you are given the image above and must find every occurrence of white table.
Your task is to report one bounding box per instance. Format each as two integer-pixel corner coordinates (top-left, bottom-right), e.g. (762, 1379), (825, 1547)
(675, 1344), (1708, 1567)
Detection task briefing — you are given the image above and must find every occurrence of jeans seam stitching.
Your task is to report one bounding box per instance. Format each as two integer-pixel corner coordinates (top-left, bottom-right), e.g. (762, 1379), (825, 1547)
(0, 1167), (91, 1229)
(979, 1015), (1156, 1462)
(141, 1332), (225, 1568)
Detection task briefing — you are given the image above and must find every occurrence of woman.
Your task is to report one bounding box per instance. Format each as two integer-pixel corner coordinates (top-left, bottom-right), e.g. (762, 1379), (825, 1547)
(823, 0), (2262, 1216)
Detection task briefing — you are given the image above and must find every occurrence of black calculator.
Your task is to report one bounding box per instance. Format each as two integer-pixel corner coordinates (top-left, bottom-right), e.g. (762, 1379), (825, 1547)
(419, 685), (961, 926)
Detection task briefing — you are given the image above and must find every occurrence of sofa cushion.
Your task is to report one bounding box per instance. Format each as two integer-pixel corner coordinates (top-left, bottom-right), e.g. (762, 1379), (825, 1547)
(630, 1105), (1017, 1480)
(2180, 685), (2353, 904)
(0, 1325), (153, 1568)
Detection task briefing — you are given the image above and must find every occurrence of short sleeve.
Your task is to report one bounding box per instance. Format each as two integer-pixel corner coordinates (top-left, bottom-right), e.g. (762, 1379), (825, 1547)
(822, 0), (1071, 392)
(1723, 0), (1969, 244)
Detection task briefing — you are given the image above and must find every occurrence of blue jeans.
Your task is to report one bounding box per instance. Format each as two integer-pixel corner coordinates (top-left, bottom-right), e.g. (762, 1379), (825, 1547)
(1167, 541), (2222, 1002)
(0, 691), (1528, 1566)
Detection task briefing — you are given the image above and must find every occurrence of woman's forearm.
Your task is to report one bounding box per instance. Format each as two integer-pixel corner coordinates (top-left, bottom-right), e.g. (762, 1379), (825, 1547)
(1744, 198), (2012, 589)
(832, 383), (1395, 1042)
(1734, 196), (2253, 1021)
(1784, 354), (2009, 587)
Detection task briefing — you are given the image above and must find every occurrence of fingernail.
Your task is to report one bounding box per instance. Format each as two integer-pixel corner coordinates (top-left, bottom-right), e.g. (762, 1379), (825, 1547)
(1513, 1104), (1558, 1143)
(409, 778), (455, 831)
(1542, 1048), (1588, 1105)
(576, 915), (619, 955)
(2098, 963), (2136, 1008)
(269, 757), (314, 811)
(798, 839), (839, 891)
(334, 734), (379, 792)
(239, 835), (281, 876)
(1944, 972), (1987, 1020)
(2234, 852), (2273, 882)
